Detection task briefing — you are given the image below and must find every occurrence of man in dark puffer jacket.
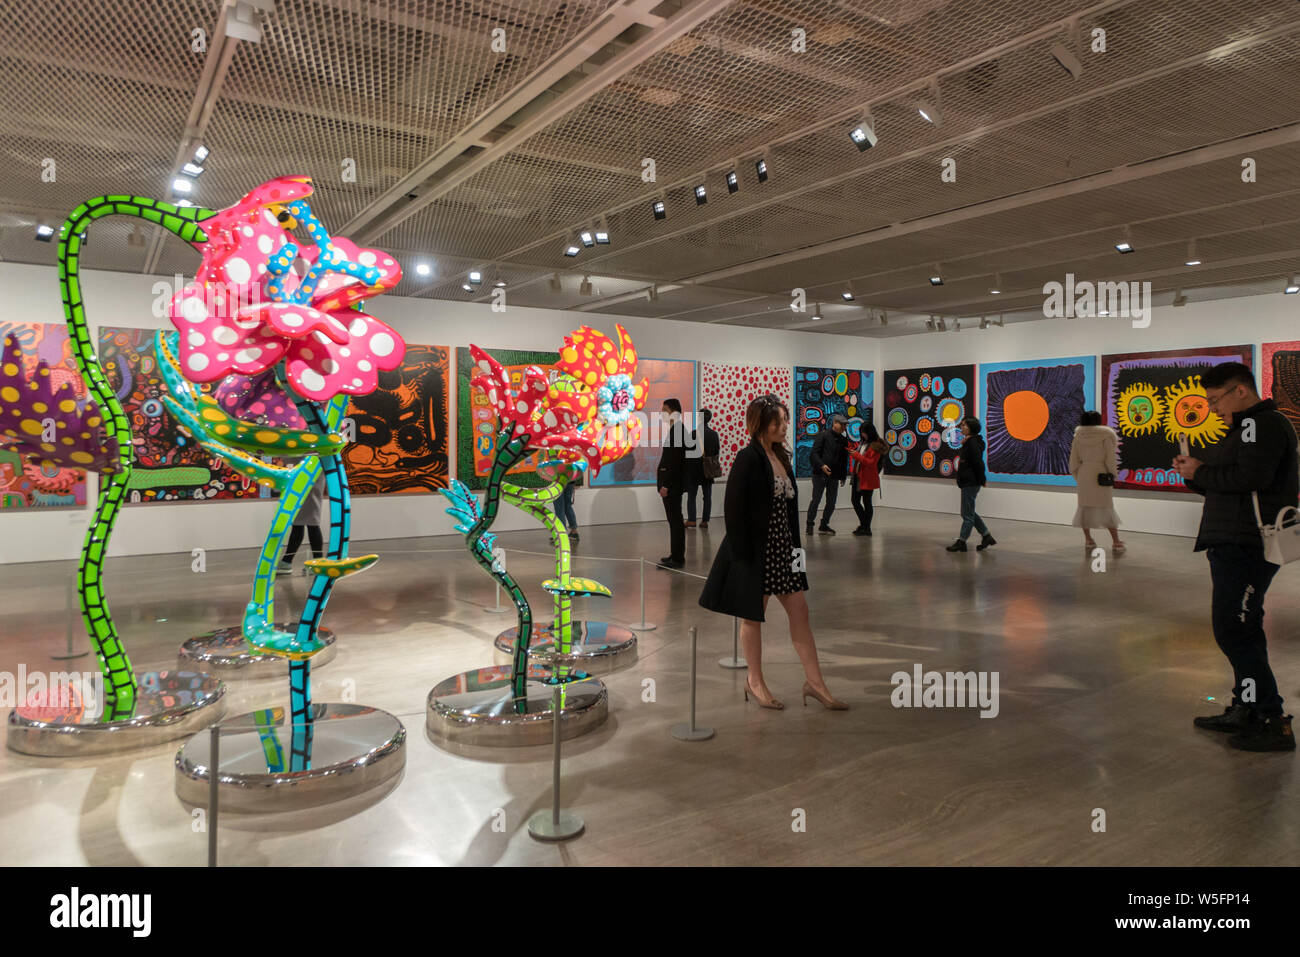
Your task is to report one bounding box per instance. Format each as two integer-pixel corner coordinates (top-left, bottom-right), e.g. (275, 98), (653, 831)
(1174, 362), (1298, 752)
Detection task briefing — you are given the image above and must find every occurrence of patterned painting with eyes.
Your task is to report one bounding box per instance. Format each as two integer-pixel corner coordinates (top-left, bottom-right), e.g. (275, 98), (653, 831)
(342, 342), (451, 495)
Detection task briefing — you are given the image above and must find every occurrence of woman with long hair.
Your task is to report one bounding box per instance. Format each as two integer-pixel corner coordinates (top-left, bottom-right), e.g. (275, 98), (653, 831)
(1068, 410), (1124, 552)
(698, 394), (847, 710)
(847, 421), (887, 535)
(946, 416), (997, 552)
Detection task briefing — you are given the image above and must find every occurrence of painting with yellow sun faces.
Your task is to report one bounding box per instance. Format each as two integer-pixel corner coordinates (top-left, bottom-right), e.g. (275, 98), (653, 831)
(1102, 345), (1253, 491)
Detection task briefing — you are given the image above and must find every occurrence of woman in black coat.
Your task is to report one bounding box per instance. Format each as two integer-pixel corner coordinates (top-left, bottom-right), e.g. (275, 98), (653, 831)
(946, 416), (997, 553)
(698, 394), (847, 710)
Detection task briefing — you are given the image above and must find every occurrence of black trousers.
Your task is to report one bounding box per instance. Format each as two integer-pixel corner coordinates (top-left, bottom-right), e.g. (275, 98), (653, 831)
(685, 477), (712, 523)
(806, 473), (839, 528)
(851, 487), (874, 530)
(662, 487), (685, 561)
(1206, 544), (1284, 716)
(283, 524), (324, 563)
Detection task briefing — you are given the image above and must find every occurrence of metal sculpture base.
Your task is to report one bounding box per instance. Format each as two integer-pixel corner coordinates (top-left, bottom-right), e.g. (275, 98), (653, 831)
(492, 621), (637, 676)
(528, 809), (584, 841)
(672, 722), (715, 741)
(178, 624), (337, 678)
(174, 703), (406, 812)
(427, 666), (607, 749)
(718, 657), (747, 669)
(7, 670), (226, 757)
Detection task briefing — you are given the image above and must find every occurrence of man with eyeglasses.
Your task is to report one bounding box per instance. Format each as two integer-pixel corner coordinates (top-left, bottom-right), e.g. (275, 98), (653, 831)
(1173, 361), (1297, 752)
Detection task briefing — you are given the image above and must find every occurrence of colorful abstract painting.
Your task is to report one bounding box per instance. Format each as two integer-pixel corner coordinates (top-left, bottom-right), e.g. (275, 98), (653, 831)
(1261, 340), (1300, 435)
(455, 346), (559, 489)
(979, 356), (1096, 486)
(700, 362), (793, 476)
(794, 367), (874, 478)
(0, 321), (89, 509)
(1102, 345), (1253, 492)
(99, 327), (266, 502)
(343, 343), (451, 495)
(882, 365), (976, 479)
(590, 357), (697, 487)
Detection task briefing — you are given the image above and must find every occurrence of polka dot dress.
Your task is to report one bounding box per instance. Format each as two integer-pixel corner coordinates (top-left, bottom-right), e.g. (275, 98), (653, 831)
(764, 468), (808, 597)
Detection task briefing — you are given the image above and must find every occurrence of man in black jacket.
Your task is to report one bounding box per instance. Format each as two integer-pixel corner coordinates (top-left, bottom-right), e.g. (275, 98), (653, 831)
(806, 414), (849, 535)
(656, 398), (688, 569)
(684, 408), (720, 528)
(1174, 362), (1297, 752)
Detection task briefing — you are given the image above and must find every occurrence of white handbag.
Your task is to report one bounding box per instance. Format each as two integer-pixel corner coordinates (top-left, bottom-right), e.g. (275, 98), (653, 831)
(1252, 492), (1300, 565)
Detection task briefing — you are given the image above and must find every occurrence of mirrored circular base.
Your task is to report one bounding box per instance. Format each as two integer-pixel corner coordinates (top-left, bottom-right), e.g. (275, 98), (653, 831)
(493, 621), (637, 676)
(174, 703), (406, 812)
(427, 666), (607, 749)
(7, 670), (226, 757)
(178, 624), (336, 678)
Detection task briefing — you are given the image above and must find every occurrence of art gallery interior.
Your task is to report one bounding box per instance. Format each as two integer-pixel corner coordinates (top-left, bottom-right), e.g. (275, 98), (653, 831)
(0, 0), (1298, 872)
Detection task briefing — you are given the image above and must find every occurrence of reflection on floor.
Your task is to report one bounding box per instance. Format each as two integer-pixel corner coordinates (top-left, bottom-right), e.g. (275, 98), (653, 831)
(0, 505), (1296, 865)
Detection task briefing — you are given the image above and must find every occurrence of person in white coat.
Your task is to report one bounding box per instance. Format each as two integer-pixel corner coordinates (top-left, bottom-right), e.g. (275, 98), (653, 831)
(1068, 411), (1125, 551)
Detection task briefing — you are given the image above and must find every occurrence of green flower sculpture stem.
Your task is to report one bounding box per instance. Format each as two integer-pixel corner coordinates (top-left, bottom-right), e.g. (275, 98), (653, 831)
(501, 477), (575, 681)
(57, 196), (215, 719)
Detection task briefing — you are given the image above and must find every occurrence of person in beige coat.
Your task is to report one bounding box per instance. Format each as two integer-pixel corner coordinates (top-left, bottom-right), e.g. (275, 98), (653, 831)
(1068, 411), (1125, 551)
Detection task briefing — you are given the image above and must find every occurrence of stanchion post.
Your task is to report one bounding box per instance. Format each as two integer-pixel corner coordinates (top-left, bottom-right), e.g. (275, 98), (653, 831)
(718, 615), (747, 669)
(208, 725), (219, 867)
(672, 626), (715, 741)
(527, 685), (585, 841)
(52, 577), (88, 661)
(485, 547), (507, 613)
(628, 555), (658, 631)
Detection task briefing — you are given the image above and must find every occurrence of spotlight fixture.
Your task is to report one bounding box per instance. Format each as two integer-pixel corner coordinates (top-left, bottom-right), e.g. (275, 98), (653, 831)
(1172, 289), (1188, 307)
(1115, 226), (1134, 254)
(181, 161), (204, 177)
(850, 120), (878, 152)
(468, 270), (482, 284)
(811, 303), (823, 320)
(652, 199), (666, 220)
(694, 184), (707, 205)
(579, 230), (594, 248)
(548, 273), (562, 292)
(915, 99), (943, 127)
(34, 224), (54, 241)
(174, 199), (194, 208)
(495, 280), (506, 288)
(755, 158), (768, 182)
(564, 245), (580, 257)
(1286, 276), (1299, 295)
(841, 291), (855, 302)
(192, 144), (210, 163)
(1050, 42), (1083, 79)
(170, 177), (193, 195)
(580, 276), (593, 295)
(461, 283), (473, 292)
(929, 274), (944, 287)
(595, 229), (610, 245)
(1185, 239), (1200, 266)
(989, 272), (1002, 294)
(726, 170), (739, 193)
(415, 262), (431, 277)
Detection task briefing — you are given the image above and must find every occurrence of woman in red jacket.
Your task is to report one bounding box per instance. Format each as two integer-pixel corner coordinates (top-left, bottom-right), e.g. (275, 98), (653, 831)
(847, 422), (887, 536)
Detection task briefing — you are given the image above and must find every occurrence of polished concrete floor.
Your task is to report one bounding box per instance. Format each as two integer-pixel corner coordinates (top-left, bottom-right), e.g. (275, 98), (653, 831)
(0, 503), (1297, 866)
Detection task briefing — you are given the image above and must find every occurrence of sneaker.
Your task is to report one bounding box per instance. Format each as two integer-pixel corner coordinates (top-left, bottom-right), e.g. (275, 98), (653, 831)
(1193, 702), (1255, 733)
(1229, 714), (1295, 752)
(852, 526), (869, 536)
(805, 525), (815, 537)
(818, 526), (836, 535)
(275, 562), (294, 577)
(945, 539), (967, 552)
(976, 534), (997, 551)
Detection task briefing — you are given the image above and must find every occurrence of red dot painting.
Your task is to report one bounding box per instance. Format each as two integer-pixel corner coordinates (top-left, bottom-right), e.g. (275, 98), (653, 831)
(700, 362), (793, 475)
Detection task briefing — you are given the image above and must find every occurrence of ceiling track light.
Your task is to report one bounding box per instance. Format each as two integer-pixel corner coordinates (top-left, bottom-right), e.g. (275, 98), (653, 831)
(467, 269), (482, 284)
(652, 198), (666, 220)
(929, 263), (944, 286)
(914, 78), (943, 127)
(1285, 275), (1299, 295)
(181, 162), (204, 177)
(1115, 225), (1134, 254)
(579, 229), (594, 248)
(811, 302), (823, 320)
(755, 157), (768, 182)
(461, 283), (474, 292)
(415, 262), (432, 277)
(841, 281), (856, 302)
(564, 244), (580, 257)
(694, 184), (708, 205)
(726, 169), (739, 194)
(35, 224), (55, 242)
(989, 272), (1002, 295)
(850, 115), (878, 151)
(170, 177), (193, 195)
(595, 216), (610, 245)
(1185, 238), (1200, 266)
(1051, 19), (1084, 79)
(192, 144), (210, 164)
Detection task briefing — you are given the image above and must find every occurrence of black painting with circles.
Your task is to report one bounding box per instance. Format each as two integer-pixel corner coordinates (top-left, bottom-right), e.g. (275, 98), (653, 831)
(882, 365), (977, 479)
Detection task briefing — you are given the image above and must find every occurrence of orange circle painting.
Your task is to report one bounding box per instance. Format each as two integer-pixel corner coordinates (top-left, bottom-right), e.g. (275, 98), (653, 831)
(1003, 390), (1050, 441)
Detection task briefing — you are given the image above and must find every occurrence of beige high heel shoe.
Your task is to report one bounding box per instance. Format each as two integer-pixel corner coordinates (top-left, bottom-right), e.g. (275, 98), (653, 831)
(743, 679), (784, 710)
(802, 682), (848, 710)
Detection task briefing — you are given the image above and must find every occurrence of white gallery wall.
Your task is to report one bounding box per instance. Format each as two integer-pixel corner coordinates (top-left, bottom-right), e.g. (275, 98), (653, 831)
(0, 262), (879, 565)
(875, 293), (1300, 538)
